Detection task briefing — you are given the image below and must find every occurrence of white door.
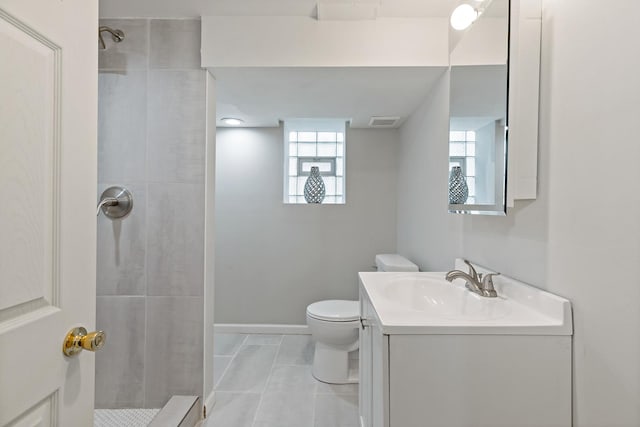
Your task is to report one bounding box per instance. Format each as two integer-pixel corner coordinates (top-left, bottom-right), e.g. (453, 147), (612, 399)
(0, 0), (98, 425)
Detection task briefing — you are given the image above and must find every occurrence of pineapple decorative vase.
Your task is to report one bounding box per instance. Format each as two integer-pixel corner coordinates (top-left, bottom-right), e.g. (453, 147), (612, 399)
(449, 166), (468, 204)
(304, 166), (326, 204)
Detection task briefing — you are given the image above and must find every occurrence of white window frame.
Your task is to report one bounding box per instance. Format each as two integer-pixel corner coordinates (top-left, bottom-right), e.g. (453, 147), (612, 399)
(283, 119), (347, 204)
(297, 157), (336, 176)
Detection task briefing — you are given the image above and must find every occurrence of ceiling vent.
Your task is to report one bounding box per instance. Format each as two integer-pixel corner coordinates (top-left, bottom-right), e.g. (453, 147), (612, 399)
(317, 0), (379, 20)
(369, 116), (401, 128)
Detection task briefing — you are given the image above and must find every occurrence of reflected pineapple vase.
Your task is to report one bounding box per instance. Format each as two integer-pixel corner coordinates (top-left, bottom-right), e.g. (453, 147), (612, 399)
(449, 166), (469, 204)
(304, 166), (326, 204)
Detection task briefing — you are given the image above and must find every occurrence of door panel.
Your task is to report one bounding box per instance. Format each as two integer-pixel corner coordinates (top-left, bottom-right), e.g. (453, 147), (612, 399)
(7, 393), (56, 427)
(0, 0), (98, 425)
(0, 9), (64, 425)
(0, 7), (58, 318)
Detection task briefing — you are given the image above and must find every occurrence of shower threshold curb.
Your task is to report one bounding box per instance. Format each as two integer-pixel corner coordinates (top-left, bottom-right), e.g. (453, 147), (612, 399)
(148, 395), (201, 427)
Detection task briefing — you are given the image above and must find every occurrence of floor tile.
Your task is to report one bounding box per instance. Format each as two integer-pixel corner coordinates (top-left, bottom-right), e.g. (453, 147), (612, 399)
(208, 334), (361, 427)
(204, 392), (260, 427)
(252, 422), (309, 427)
(214, 334), (247, 356)
(213, 356), (232, 388)
(254, 392), (314, 427)
(275, 335), (315, 366)
(314, 393), (359, 427)
(265, 365), (318, 393)
(216, 345), (277, 393)
(245, 334), (283, 345)
(316, 381), (359, 395)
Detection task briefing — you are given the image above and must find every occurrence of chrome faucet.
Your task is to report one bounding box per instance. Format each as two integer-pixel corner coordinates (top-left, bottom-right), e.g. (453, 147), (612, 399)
(445, 260), (500, 298)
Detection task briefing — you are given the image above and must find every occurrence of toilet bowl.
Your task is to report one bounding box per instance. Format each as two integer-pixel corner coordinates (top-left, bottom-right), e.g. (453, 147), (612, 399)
(306, 300), (360, 384)
(306, 254), (418, 384)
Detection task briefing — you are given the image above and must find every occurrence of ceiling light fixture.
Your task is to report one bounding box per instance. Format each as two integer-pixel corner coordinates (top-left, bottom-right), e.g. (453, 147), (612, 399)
(450, 3), (478, 31)
(221, 117), (244, 126)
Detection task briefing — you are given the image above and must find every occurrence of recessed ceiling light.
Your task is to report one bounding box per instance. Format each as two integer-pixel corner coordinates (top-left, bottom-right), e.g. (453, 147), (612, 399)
(221, 117), (244, 126)
(450, 4), (478, 31)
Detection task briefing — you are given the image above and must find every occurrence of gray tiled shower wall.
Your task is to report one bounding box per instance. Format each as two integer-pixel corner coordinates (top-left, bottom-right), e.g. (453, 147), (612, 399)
(96, 19), (205, 409)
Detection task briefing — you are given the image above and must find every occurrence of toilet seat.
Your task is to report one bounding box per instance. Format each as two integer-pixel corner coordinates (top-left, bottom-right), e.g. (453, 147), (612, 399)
(306, 300), (359, 322)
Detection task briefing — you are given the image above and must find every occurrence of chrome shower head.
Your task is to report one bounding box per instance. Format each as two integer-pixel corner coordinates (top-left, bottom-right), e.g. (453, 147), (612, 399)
(98, 26), (125, 49)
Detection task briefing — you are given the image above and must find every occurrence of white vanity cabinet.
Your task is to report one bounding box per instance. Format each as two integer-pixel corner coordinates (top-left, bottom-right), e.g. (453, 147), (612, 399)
(359, 291), (389, 427)
(358, 271), (573, 427)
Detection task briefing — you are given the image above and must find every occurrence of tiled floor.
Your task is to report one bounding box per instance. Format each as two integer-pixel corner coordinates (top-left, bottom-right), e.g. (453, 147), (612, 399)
(204, 333), (359, 427)
(94, 408), (160, 427)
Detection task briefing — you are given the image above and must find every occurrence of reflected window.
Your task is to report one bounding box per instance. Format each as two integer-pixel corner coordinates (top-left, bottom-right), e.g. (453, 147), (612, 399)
(449, 131), (476, 204)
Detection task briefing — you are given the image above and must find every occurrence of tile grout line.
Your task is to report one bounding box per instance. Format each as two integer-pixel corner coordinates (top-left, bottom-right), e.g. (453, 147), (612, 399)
(311, 381), (318, 427)
(207, 335), (250, 426)
(212, 355), (232, 390)
(213, 334), (248, 388)
(310, 335), (318, 427)
(237, 334), (248, 351)
(211, 334), (358, 426)
(250, 335), (282, 427)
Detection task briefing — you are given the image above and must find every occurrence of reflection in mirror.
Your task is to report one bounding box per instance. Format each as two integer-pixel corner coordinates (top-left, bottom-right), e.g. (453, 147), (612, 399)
(448, 0), (509, 215)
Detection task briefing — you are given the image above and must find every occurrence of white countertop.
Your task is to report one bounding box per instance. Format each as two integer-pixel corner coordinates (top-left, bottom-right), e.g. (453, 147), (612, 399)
(359, 267), (573, 335)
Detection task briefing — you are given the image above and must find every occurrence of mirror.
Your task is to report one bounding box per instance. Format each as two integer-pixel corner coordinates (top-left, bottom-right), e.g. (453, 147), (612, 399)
(448, 0), (509, 215)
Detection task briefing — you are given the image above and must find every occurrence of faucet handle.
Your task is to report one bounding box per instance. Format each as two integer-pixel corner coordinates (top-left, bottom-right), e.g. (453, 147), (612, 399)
(463, 259), (479, 281)
(481, 273), (500, 297)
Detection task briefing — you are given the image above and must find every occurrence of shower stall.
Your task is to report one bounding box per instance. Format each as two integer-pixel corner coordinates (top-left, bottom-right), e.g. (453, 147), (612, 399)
(95, 18), (207, 426)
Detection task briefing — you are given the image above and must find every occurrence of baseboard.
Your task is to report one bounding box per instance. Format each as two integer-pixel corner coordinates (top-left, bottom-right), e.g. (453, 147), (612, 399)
(203, 390), (216, 419)
(214, 323), (310, 334)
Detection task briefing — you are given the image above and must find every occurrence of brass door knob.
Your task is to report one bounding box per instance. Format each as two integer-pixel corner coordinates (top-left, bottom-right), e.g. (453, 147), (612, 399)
(63, 327), (106, 357)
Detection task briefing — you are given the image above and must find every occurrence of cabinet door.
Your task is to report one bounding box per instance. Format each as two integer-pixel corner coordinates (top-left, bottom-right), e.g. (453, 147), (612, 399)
(360, 291), (389, 427)
(371, 321), (388, 427)
(359, 295), (373, 427)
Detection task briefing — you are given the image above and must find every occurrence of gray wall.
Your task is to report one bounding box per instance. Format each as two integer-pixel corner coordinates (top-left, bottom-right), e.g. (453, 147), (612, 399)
(96, 19), (205, 409)
(396, 0), (640, 424)
(215, 127), (398, 324)
(397, 72), (462, 271)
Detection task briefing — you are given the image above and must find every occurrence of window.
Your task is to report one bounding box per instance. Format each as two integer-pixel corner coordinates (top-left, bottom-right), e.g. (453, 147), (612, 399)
(284, 119), (346, 204)
(449, 130), (476, 204)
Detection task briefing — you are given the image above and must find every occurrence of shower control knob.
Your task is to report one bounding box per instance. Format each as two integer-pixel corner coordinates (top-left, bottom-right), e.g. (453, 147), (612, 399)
(62, 327), (106, 357)
(97, 186), (133, 219)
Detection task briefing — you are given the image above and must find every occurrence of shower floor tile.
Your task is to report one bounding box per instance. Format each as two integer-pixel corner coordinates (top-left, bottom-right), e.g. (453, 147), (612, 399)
(94, 408), (160, 427)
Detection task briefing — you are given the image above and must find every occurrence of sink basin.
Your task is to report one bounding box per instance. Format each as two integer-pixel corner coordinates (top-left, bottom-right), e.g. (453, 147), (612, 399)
(381, 275), (511, 320)
(358, 260), (573, 335)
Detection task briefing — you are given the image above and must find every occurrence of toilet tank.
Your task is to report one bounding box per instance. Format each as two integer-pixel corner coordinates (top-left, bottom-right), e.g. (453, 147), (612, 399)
(375, 254), (419, 272)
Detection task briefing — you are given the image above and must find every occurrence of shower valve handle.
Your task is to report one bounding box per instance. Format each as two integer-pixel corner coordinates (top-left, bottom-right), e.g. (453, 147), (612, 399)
(96, 197), (118, 215)
(97, 186), (133, 219)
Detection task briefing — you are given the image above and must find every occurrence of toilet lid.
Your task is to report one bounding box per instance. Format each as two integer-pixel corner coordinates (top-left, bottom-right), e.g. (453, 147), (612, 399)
(307, 300), (360, 322)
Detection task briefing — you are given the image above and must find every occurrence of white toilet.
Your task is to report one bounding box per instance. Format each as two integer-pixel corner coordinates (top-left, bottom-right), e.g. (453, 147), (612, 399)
(306, 254), (418, 384)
